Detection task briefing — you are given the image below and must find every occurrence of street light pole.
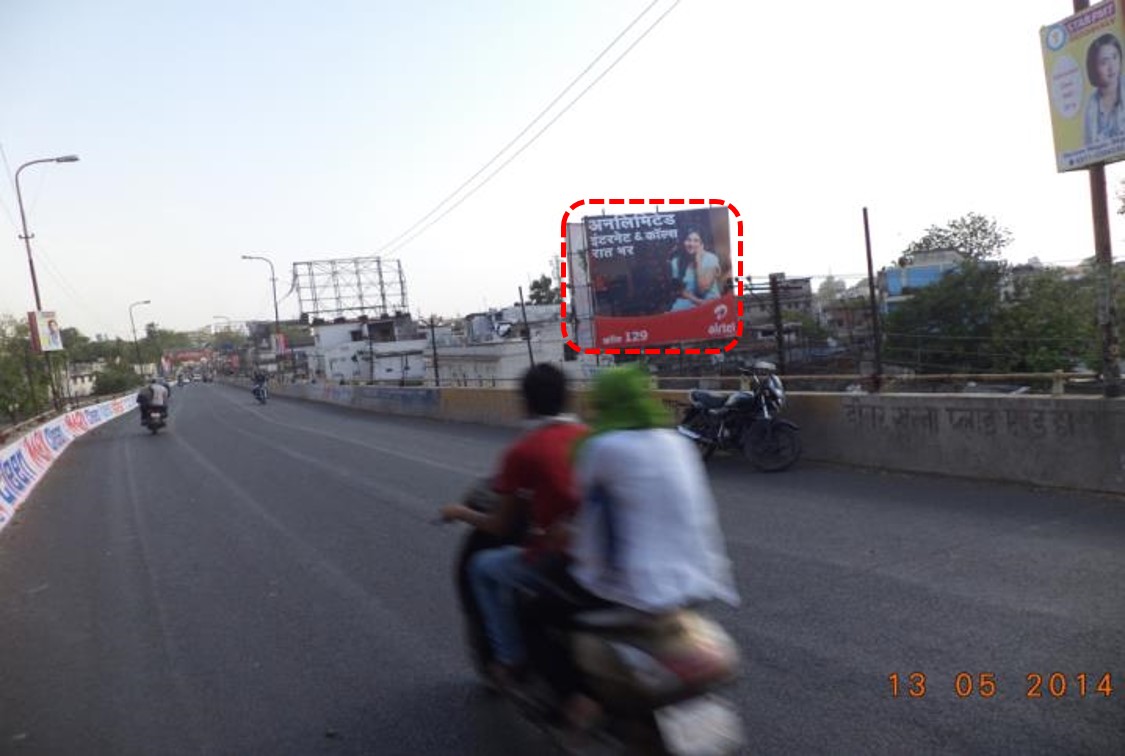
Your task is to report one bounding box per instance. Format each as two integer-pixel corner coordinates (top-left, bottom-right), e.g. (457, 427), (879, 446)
(15, 154), (80, 409)
(242, 254), (283, 374)
(129, 300), (151, 373)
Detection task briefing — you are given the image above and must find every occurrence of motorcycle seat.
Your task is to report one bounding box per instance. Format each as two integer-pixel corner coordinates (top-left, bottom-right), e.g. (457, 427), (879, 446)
(689, 390), (728, 410)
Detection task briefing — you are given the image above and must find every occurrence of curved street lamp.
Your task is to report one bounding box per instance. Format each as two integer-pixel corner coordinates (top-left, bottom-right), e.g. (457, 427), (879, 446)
(129, 300), (151, 371)
(241, 254), (285, 372)
(15, 154), (80, 409)
(16, 155), (80, 311)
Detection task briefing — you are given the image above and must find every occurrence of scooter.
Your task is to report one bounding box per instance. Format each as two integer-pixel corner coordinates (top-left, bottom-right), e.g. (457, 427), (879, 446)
(144, 406), (168, 434)
(450, 479), (746, 754)
(252, 382), (268, 405)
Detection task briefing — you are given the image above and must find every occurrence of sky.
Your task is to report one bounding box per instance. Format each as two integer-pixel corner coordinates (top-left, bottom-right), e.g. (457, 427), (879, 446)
(2, 0), (1124, 339)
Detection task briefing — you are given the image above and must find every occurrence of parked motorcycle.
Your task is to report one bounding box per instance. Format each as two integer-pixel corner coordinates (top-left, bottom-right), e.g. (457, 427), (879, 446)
(144, 407), (168, 435)
(677, 360), (802, 472)
(252, 382), (268, 405)
(450, 479), (745, 754)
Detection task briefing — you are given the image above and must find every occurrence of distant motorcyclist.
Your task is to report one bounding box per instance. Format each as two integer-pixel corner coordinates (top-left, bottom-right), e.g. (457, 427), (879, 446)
(136, 377), (170, 426)
(251, 369), (268, 398)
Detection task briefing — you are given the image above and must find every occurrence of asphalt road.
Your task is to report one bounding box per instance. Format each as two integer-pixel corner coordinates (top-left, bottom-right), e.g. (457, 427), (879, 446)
(1, 382), (1122, 755)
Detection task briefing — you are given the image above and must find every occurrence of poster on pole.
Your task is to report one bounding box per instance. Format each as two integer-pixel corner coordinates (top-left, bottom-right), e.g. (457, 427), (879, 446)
(1041, 0), (1125, 171)
(28, 311), (65, 353)
(583, 207), (736, 349)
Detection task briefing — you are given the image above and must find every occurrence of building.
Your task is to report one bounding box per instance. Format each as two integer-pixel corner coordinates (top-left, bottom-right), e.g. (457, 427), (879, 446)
(310, 315), (426, 384)
(66, 360), (105, 398)
(880, 248), (965, 314)
(422, 303), (600, 387)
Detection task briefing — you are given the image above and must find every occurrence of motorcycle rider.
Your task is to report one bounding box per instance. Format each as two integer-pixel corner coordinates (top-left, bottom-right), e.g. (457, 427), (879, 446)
(136, 376), (170, 425)
(252, 368), (268, 398)
(438, 363), (588, 689)
(525, 364), (741, 735)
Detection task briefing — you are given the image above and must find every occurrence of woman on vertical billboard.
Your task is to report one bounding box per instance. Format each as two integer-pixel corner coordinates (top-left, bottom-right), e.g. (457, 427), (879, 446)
(668, 226), (722, 312)
(1084, 32), (1125, 145)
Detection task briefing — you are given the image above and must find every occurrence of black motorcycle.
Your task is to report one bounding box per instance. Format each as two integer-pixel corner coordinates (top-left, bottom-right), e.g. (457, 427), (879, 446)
(144, 406), (168, 435)
(252, 382), (268, 405)
(677, 360), (802, 471)
(450, 479), (745, 754)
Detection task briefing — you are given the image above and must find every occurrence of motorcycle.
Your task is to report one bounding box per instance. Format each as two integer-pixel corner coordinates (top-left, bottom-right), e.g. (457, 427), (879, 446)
(451, 479), (745, 755)
(252, 382), (268, 405)
(677, 360), (802, 472)
(144, 406), (168, 435)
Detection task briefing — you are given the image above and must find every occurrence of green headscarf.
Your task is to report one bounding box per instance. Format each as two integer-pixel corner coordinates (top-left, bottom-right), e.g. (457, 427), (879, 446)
(588, 365), (671, 434)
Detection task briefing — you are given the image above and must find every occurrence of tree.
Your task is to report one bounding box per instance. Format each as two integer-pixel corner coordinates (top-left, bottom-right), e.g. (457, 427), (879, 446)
(94, 365), (142, 395)
(990, 268), (1096, 372)
(902, 212), (1012, 263)
(0, 316), (48, 420)
(527, 273), (561, 305)
(883, 261), (1007, 373)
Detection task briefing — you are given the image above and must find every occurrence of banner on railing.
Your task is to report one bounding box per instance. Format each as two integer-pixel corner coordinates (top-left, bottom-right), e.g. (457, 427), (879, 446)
(0, 395), (133, 534)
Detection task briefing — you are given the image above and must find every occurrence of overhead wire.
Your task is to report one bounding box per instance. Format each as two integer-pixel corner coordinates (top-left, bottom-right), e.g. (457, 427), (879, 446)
(0, 143), (21, 232)
(380, 0), (682, 258)
(377, 0), (662, 254)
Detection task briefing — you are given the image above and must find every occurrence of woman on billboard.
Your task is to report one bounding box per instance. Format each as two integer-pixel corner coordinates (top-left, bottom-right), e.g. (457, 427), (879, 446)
(1084, 32), (1125, 146)
(668, 226), (722, 311)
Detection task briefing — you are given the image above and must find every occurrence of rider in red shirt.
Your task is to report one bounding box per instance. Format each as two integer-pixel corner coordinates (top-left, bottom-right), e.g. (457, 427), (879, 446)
(440, 364), (587, 684)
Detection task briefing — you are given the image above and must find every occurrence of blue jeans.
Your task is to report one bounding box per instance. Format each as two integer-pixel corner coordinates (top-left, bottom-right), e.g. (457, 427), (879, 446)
(468, 546), (545, 667)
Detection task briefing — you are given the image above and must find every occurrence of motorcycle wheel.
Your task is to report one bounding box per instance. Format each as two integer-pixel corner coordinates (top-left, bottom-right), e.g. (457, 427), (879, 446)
(744, 423), (801, 472)
(680, 409), (717, 461)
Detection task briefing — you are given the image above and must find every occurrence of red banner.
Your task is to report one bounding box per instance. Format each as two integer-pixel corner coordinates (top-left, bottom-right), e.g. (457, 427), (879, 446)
(593, 294), (739, 350)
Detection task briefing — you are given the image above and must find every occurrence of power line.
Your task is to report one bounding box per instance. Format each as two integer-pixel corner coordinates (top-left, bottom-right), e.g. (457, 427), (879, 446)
(381, 0), (682, 258)
(0, 142), (20, 232)
(378, 0), (662, 255)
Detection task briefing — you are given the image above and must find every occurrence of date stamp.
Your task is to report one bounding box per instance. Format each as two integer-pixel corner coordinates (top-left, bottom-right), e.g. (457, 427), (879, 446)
(888, 672), (1117, 699)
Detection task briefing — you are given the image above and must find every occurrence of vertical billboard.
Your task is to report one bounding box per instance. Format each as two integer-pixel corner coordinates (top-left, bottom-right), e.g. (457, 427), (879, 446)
(1041, 0), (1125, 171)
(582, 207), (736, 349)
(28, 311), (65, 353)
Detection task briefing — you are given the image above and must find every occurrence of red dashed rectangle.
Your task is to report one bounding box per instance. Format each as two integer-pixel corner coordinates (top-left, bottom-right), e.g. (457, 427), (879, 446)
(560, 197), (744, 356)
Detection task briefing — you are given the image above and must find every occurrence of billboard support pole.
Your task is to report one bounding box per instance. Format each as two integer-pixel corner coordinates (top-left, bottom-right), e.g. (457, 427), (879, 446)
(1085, 163), (1120, 397)
(518, 286), (535, 367)
(427, 316), (440, 387)
(863, 207), (884, 393)
(1073, 0), (1122, 398)
(769, 274), (786, 374)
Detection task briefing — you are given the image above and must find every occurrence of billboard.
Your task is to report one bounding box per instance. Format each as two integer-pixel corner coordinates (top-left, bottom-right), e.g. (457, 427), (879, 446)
(583, 207), (737, 349)
(28, 311), (64, 353)
(1041, 0), (1125, 171)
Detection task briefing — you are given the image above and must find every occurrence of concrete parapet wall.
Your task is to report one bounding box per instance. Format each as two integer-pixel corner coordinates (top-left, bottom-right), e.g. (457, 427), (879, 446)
(782, 393), (1125, 494)
(272, 383), (1125, 494)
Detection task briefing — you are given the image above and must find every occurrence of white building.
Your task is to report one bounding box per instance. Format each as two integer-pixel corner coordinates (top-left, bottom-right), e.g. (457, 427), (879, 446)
(66, 360), (105, 398)
(423, 303), (603, 387)
(310, 316), (427, 384)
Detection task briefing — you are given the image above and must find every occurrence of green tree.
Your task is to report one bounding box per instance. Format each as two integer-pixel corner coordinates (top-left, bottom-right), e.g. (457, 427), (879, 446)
(94, 365), (142, 395)
(0, 316), (48, 420)
(990, 268), (1096, 372)
(903, 212), (1012, 263)
(785, 309), (829, 342)
(883, 261), (1007, 373)
(527, 273), (561, 305)
(139, 322), (194, 364)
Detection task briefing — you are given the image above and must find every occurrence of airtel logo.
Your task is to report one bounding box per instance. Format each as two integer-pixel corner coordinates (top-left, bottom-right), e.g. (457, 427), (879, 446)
(713, 304), (729, 320)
